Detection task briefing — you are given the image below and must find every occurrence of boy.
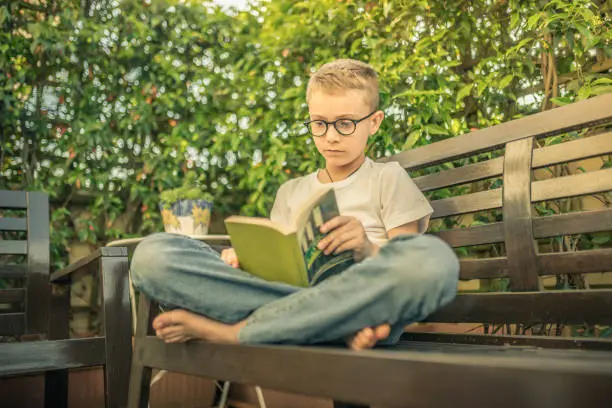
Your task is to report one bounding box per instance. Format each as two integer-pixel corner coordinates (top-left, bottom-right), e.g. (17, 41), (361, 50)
(130, 59), (459, 350)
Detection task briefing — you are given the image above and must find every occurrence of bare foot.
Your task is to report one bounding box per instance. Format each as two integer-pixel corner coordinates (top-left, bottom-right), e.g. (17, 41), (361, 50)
(152, 309), (246, 344)
(347, 324), (391, 351)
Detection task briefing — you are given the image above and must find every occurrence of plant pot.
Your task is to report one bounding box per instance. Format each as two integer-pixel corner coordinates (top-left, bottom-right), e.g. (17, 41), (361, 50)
(159, 199), (213, 235)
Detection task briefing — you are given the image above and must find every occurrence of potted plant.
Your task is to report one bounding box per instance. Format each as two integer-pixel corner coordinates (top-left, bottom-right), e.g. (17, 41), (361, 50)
(159, 171), (214, 235)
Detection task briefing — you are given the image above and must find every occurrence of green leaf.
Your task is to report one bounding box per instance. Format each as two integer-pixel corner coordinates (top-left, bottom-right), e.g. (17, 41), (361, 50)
(281, 87), (301, 100)
(450, 119), (462, 134)
(498, 75), (514, 89)
(575, 24), (593, 47)
(425, 124), (448, 136)
(402, 129), (421, 149)
(550, 96), (573, 106)
(510, 13), (519, 30)
(456, 83), (473, 103)
(526, 13), (540, 30)
(476, 79), (487, 96)
(592, 78), (612, 86)
(455, 247), (469, 257)
(393, 88), (445, 99)
(591, 235), (611, 245)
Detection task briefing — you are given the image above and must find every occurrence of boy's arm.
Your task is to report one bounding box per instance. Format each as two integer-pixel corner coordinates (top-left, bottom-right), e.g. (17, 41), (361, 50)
(379, 163), (433, 234)
(387, 220), (419, 239)
(366, 220), (419, 258)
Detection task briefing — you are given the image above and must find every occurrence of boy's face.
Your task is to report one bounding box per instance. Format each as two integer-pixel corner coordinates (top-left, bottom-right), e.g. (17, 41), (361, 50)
(307, 89), (384, 169)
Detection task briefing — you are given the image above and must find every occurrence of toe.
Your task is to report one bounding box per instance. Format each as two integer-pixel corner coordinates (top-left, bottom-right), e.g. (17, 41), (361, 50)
(152, 313), (173, 330)
(361, 327), (374, 340)
(353, 332), (370, 350)
(375, 324), (391, 340)
(165, 334), (190, 344)
(153, 310), (188, 330)
(157, 326), (183, 339)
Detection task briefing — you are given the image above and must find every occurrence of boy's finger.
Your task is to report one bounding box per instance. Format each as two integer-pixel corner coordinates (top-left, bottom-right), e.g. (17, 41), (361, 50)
(317, 232), (339, 251)
(320, 216), (351, 233)
(333, 237), (360, 255)
(323, 231), (355, 254)
(318, 223), (352, 250)
(222, 255), (235, 266)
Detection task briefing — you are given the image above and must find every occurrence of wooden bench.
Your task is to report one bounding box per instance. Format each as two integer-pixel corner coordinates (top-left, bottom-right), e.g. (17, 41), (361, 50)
(0, 190), (133, 407)
(128, 93), (612, 408)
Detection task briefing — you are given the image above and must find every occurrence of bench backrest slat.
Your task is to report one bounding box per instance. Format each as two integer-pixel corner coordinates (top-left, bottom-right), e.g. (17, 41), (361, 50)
(0, 314), (25, 335)
(382, 93), (612, 171)
(0, 217), (28, 232)
(414, 158), (504, 192)
(539, 249), (612, 276)
(0, 289), (25, 304)
(0, 264), (28, 279)
(532, 131), (612, 168)
(0, 191), (28, 209)
(430, 190), (502, 219)
(533, 208), (612, 238)
(459, 258), (508, 280)
(429, 168), (612, 221)
(434, 223), (504, 247)
(413, 131), (612, 192)
(455, 242), (612, 280)
(428, 290), (612, 325)
(532, 168), (612, 202)
(0, 190), (50, 335)
(0, 241), (28, 255)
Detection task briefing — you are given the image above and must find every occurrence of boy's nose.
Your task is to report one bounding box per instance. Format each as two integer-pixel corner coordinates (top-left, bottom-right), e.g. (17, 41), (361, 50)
(325, 126), (342, 143)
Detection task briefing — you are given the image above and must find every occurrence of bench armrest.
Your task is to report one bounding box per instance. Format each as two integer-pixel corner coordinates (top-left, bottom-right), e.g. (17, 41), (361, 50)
(50, 247), (128, 283)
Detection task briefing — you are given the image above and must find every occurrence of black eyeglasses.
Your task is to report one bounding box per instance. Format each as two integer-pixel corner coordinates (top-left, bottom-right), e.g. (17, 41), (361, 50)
(304, 110), (377, 137)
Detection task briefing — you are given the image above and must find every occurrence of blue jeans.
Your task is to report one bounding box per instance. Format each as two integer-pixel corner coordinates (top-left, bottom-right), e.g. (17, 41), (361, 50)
(130, 232), (459, 345)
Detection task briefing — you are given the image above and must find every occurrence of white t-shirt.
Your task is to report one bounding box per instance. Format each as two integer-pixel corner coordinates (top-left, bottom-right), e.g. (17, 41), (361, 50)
(270, 157), (434, 246)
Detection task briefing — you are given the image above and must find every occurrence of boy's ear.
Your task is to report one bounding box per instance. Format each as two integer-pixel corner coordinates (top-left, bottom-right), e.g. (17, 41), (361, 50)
(370, 110), (385, 134)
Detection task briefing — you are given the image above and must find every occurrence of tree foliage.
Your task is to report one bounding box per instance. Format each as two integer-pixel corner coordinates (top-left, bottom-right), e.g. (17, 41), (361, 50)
(1, 0), (610, 268)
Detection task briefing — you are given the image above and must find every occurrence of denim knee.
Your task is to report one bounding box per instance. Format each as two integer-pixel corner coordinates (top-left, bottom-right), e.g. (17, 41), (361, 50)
(130, 233), (178, 288)
(385, 234), (460, 307)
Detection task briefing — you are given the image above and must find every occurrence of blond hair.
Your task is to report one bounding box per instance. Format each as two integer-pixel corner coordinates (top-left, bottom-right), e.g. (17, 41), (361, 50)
(306, 59), (379, 110)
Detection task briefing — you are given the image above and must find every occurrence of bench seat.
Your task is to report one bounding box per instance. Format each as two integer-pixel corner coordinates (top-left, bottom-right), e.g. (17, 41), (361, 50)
(132, 334), (612, 408)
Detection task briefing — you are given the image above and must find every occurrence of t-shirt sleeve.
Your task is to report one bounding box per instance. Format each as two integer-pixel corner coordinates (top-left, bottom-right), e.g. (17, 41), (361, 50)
(269, 180), (292, 225)
(379, 162), (434, 233)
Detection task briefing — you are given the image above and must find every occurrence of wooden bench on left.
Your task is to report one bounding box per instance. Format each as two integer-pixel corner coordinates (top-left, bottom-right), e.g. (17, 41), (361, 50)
(0, 190), (132, 408)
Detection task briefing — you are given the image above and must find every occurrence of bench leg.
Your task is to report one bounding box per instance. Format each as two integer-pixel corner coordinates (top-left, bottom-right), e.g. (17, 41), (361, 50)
(45, 281), (70, 407)
(128, 293), (156, 408)
(44, 371), (68, 408)
(100, 253), (133, 408)
(333, 402), (370, 408)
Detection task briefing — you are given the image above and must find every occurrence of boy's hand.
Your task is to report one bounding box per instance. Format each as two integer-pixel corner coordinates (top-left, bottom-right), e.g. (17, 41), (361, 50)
(221, 248), (240, 268)
(318, 216), (379, 261)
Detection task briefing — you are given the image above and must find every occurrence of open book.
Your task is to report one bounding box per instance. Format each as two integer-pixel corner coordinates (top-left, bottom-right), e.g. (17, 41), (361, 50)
(224, 187), (354, 287)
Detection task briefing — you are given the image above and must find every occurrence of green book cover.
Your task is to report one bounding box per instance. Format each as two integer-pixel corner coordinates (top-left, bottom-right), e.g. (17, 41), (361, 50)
(224, 188), (355, 287)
